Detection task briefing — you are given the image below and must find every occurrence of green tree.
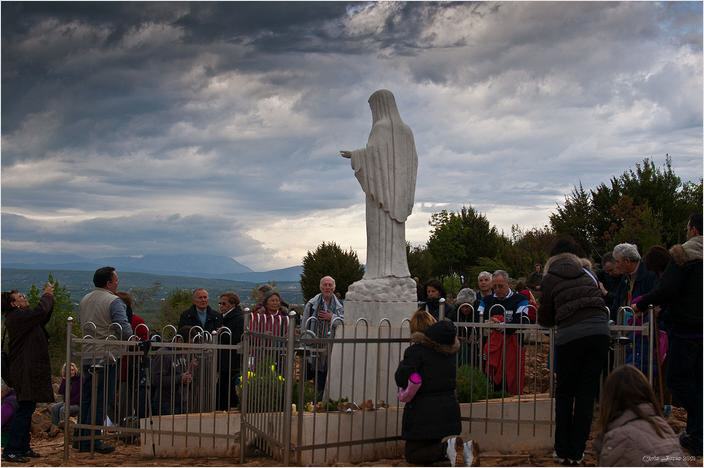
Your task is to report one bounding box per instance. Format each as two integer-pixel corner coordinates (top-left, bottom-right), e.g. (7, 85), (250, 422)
(27, 274), (79, 375)
(551, 157), (703, 257)
(549, 183), (599, 256)
(442, 273), (463, 298)
(406, 243), (434, 283)
(467, 257), (510, 289)
(511, 225), (558, 269)
(603, 196), (663, 253)
(426, 206), (504, 279)
(157, 289), (193, 331)
(300, 242), (364, 302)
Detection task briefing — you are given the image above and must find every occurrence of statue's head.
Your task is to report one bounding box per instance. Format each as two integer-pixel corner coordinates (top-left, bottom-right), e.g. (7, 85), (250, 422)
(369, 89), (400, 122)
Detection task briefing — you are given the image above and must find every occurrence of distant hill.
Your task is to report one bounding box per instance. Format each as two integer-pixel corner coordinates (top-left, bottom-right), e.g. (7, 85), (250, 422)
(1, 268), (304, 325)
(226, 265), (303, 283)
(2, 253), (253, 278)
(2, 253), (303, 283)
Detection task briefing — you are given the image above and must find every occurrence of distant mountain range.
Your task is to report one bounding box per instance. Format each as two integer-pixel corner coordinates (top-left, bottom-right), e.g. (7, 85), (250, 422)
(1, 269), (305, 322)
(1, 253), (303, 282)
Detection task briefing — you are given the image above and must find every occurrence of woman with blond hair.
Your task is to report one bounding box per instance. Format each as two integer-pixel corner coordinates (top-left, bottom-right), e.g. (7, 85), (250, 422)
(50, 362), (80, 426)
(409, 308), (436, 334)
(396, 310), (475, 466)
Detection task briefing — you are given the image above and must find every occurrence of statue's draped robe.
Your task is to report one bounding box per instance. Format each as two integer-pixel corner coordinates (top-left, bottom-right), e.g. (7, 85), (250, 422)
(350, 92), (418, 279)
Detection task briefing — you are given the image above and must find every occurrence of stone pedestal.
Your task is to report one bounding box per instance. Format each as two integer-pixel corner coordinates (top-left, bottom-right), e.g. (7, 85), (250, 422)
(327, 299), (417, 405)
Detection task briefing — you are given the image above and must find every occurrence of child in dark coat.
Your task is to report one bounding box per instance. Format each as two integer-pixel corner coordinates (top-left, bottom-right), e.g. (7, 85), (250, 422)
(395, 314), (476, 466)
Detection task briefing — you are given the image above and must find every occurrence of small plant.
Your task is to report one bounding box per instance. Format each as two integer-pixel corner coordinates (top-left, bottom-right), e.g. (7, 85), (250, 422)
(237, 361), (286, 412)
(456, 364), (505, 403)
(292, 379), (317, 405)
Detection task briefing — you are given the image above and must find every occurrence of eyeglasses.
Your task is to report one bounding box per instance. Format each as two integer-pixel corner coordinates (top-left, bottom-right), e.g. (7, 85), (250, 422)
(218, 302), (228, 306)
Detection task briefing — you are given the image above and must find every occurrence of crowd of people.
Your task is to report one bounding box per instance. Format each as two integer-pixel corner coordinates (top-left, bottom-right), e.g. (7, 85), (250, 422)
(0, 214), (701, 466)
(396, 213), (701, 466)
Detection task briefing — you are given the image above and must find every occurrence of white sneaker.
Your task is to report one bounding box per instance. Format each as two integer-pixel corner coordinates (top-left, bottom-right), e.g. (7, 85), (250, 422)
(446, 437), (464, 467)
(553, 451), (567, 464)
(463, 439), (479, 466)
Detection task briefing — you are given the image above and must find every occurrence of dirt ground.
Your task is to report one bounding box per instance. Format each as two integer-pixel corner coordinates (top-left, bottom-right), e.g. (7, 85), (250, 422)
(18, 406), (702, 467)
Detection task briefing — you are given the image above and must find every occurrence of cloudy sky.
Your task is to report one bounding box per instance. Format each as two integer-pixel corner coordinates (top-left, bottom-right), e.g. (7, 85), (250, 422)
(2, 2), (702, 271)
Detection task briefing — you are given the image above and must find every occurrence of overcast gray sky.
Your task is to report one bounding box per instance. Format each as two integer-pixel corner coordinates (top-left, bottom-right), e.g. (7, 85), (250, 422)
(2, 2), (702, 271)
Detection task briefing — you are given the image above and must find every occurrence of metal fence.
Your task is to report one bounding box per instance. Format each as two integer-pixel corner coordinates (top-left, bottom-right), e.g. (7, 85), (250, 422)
(61, 305), (657, 464)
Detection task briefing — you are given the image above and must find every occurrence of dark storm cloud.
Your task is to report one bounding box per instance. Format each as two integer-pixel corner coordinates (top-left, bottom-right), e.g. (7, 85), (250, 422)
(1, 211), (264, 257)
(1, 2), (701, 269)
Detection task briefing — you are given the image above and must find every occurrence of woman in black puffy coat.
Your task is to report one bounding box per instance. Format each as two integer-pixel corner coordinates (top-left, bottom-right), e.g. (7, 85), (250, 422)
(395, 318), (472, 466)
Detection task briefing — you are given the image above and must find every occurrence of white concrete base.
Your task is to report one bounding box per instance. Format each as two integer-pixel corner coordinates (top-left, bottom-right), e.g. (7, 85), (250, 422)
(341, 299), (419, 326)
(327, 300), (416, 405)
(461, 394), (554, 452)
(140, 396), (555, 462)
(291, 408), (404, 465)
(140, 411), (241, 457)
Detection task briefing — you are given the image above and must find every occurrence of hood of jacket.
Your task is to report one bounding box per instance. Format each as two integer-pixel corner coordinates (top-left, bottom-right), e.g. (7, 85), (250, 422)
(544, 253), (585, 280)
(671, 235), (703, 265)
(410, 321), (460, 355)
(607, 403), (660, 431)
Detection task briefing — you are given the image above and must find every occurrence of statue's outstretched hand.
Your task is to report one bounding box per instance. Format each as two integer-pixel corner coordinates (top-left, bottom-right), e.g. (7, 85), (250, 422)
(340, 150), (351, 159)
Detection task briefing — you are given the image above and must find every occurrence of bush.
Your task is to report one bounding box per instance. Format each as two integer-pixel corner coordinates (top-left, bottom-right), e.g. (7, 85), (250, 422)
(237, 360), (286, 412)
(300, 242), (364, 301)
(157, 289), (192, 330)
(456, 364), (505, 403)
(292, 379), (317, 406)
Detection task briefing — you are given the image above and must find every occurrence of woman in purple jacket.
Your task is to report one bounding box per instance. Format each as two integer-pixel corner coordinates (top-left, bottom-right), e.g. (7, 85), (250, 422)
(51, 362), (81, 426)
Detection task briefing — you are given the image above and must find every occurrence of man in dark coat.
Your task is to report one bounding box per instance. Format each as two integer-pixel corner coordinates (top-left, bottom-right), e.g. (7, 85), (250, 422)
(611, 243), (657, 320)
(596, 252), (622, 307)
(634, 213), (703, 456)
(178, 288), (223, 334)
(526, 262), (543, 292)
(395, 320), (473, 466)
(216, 292), (244, 410)
(1, 283), (54, 462)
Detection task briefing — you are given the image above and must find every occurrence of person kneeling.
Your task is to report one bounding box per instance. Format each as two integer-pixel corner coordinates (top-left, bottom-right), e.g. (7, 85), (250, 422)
(395, 312), (477, 466)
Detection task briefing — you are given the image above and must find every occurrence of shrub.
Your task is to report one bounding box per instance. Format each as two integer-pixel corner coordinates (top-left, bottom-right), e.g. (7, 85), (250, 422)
(456, 364), (505, 403)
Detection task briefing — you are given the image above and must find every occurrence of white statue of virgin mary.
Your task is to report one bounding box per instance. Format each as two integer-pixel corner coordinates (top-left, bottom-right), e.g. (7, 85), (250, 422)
(341, 89), (418, 285)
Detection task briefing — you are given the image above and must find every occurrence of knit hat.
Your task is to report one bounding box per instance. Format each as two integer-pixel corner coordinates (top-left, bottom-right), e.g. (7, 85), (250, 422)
(456, 288), (477, 305)
(262, 290), (281, 306)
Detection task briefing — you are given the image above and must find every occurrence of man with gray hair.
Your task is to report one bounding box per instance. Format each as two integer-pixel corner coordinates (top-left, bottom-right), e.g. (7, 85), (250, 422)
(477, 271), (532, 325)
(477, 270), (533, 395)
(178, 288), (222, 334)
(302, 276), (344, 400)
(611, 243), (656, 320)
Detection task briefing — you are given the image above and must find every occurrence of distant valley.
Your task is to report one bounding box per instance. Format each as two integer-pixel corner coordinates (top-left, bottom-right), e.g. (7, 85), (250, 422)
(2, 253), (303, 282)
(1, 268), (304, 325)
